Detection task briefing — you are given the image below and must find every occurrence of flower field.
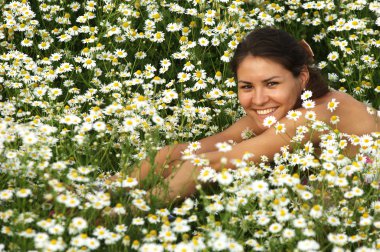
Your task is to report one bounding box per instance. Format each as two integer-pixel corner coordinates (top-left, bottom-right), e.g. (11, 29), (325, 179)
(1, 0), (380, 251)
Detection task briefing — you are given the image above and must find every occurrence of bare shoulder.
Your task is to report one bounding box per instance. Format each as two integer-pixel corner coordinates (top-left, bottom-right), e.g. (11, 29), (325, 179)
(315, 90), (357, 105)
(314, 91), (378, 135)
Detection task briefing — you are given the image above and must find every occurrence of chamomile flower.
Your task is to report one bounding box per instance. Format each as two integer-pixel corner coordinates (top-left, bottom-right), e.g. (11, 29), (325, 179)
(351, 187), (364, 196)
(297, 239), (320, 251)
(216, 142), (232, 152)
(183, 61), (195, 72)
(121, 177), (138, 188)
(0, 189), (14, 201)
(269, 223), (283, 233)
(166, 22), (182, 32)
(15, 188), (32, 198)
(274, 122), (286, 134)
(177, 72), (191, 82)
(241, 127), (255, 140)
(184, 142), (199, 152)
(372, 201), (380, 213)
(263, 116), (277, 128)
(93, 121), (106, 132)
(327, 98), (340, 112)
(48, 224), (64, 235)
(93, 226), (110, 239)
(293, 217), (307, 228)
(217, 170), (234, 186)
(305, 111), (317, 121)
(330, 115), (340, 124)
(131, 217), (144, 226)
(303, 227), (317, 237)
(198, 37), (209, 46)
(257, 215), (270, 226)
(286, 110), (302, 121)
(135, 51), (147, 59)
(327, 216), (341, 226)
(123, 117), (138, 132)
(82, 58), (96, 69)
(21, 38), (33, 47)
(38, 41), (50, 50)
(327, 51), (339, 61)
(152, 31), (165, 43)
(275, 208), (290, 222)
(310, 205), (323, 218)
(60, 115), (82, 125)
(135, 200), (151, 212)
(69, 217), (88, 234)
(300, 190), (313, 200)
(114, 49), (127, 58)
(191, 156), (209, 166)
(301, 90), (313, 100)
(302, 99), (316, 109)
(359, 213), (373, 226)
(282, 228), (295, 239)
(328, 233), (348, 246)
(250, 180), (269, 194)
(86, 238), (101, 250)
(198, 166), (217, 183)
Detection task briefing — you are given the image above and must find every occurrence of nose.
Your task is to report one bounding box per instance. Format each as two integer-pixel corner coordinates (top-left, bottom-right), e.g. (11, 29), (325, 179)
(252, 88), (269, 106)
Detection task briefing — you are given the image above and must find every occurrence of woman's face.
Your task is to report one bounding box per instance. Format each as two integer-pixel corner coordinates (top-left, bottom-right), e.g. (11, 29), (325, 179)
(237, 55), (309, 131)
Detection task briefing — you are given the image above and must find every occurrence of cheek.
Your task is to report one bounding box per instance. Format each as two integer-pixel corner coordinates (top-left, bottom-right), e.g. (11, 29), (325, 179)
(238, 93), (251, 108)
(276, 88), (298, 106)
(289, 89), (299, 106)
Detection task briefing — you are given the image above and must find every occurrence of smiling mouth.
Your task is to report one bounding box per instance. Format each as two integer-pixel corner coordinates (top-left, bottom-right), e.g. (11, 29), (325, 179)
(256, 108), (277, 115)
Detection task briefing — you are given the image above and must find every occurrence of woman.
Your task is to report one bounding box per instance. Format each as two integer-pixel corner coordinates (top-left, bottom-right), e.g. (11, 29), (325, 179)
(127, 28), (378, 203)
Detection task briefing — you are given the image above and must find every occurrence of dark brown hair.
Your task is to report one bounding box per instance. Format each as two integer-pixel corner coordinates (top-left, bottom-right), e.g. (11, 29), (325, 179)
(230, 27), (329, 109)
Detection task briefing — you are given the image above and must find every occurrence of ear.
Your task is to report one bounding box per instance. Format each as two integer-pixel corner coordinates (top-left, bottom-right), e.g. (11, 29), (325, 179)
(299, 65), (310, 90)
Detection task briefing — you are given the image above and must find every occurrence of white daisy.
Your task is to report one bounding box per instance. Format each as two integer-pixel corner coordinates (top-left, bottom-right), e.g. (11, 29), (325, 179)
(327, 98), (340, 112)
(215, 142), (232, 152)
(263, 116), (277, 128)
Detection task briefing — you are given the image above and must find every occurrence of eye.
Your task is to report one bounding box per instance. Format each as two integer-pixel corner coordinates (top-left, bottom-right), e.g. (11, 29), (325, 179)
(239, 84), (253, 90)
(267, 81), (279, 87)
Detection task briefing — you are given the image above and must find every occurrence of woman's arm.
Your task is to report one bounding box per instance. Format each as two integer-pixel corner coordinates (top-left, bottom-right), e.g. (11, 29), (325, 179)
(152, 106), (331, 202)
(131, 115), (258, 181)
(150, 93), (379, 202)
(195, 115), (258, 154)
(204, 106), (331, 169)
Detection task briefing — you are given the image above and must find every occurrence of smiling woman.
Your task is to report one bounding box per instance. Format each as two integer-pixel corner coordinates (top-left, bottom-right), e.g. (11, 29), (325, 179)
(236, 55), (308, 133)
(129, 27), (379, 203)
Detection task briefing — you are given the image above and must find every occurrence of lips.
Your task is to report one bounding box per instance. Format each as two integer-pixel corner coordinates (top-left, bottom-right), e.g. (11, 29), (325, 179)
(256, 107), (277, 115)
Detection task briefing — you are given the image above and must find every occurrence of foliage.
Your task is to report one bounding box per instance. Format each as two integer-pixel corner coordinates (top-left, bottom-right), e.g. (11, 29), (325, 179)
(0, 0), (379, 251)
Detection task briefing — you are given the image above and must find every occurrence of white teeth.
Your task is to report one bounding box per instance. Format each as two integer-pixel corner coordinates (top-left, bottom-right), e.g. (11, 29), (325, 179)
(256, 108), (276, 115)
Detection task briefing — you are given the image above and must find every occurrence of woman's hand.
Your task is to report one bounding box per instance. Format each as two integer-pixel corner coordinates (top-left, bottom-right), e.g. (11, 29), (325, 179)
(117, 143), (189, 182)
(148, 160), (200, 204)
(155, 143), (188, 164)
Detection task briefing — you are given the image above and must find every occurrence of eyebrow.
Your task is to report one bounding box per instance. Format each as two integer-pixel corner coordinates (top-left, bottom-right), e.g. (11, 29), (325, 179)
(238, 76), (281, 85)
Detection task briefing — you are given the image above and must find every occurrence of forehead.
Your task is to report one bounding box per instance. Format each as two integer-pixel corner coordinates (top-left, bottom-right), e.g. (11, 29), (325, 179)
(237, 55), (290, 79)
